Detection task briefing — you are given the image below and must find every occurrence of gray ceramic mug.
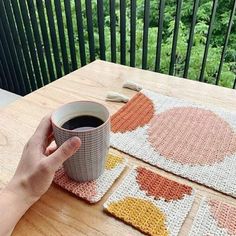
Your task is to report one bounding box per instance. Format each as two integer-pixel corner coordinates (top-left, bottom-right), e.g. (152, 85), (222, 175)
(51, 101), (110, 182)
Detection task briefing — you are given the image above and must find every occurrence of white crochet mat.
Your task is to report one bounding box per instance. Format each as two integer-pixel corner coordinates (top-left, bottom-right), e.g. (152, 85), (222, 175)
(111, 89), (236, 197)
(54, 153), (127, 203)
(189, 198), (236, 236)
(104, 166), (195, 236)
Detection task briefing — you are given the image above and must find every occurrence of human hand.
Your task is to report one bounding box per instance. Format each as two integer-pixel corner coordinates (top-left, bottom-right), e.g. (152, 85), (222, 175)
(7, 114), (81, 204)
(0, 115), (81, 236)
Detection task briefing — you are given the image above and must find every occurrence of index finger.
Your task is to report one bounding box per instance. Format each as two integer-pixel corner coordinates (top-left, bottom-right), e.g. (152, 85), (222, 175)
(32, 114), (53, 150)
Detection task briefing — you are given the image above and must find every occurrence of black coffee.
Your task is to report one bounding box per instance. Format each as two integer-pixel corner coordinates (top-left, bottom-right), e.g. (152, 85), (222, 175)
(62, 115), (104, 131)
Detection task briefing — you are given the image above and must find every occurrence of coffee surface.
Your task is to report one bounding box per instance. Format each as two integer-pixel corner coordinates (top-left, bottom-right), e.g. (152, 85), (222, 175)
(62, 115), (104, 131)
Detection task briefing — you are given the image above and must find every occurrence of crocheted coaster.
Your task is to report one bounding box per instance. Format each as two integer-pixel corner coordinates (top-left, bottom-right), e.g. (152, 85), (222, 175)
(53, 154), (127, 203)
(189, 198), (236, 236)
(111, 89), (236, 197)
(104, 166), (195, 236)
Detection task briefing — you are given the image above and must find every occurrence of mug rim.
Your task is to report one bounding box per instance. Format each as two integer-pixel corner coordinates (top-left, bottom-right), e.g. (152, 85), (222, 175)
(51, 100), (110, 133)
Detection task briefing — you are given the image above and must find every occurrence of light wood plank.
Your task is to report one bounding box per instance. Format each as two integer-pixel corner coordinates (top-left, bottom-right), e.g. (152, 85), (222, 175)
(0, 60), (235, 235)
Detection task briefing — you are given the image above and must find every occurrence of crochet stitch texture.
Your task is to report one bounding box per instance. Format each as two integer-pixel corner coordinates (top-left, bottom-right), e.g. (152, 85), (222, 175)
(53, 154), (127, 203)
(111, 89), (236, 197)
(104, 166), (195, 236)
(189, 198), (236, 236)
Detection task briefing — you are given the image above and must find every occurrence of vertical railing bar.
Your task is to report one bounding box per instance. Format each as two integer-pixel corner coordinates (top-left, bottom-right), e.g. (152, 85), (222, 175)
(0, 62), (4, 89)
(142, 0), (150, 69)
(0, 19), (19, 93)
(75, 0), (86, 66)
(11, 0), (37, 91)
(3, 0), (31, 93)
(0, 29), (15, 92)
(155, 0), (165, 72)
(36, 0), (56, 82)
(233, 77), (236, 89)
(97, 0), (106, 60)
(0, 45), (10, 91)
(0, 75), (2, 89)
(169, 0), (183, 75)
(0, 61), (7, 89)
(199, 0), (218, 82)
(183, 0), (199, 78)
(27, 0), (49, 86)
(215, 0), (236, 85)
(85, 0), (95, 62)
(120, 0), (126, 65)
(130, 0), (136, 67)
(45, 0), (62, 78)
(64, 0), (77, 71)
(18, 0), (43, 88)
(54, 0), (70, 74)
(109, 0), (116, 63)
(0, 76), (2, 89)
(0, 0), (25, 94)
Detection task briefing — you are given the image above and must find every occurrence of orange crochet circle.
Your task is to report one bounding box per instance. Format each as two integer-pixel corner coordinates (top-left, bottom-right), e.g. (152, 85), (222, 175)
(111, 93), (154, 133)
(148, 107), (236, 165)
(136, 167), (192, 201)
(209, 200), (236, 236)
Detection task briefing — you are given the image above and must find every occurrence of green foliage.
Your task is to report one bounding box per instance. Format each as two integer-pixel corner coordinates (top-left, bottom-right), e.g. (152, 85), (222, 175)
(52, 0), (236, 88)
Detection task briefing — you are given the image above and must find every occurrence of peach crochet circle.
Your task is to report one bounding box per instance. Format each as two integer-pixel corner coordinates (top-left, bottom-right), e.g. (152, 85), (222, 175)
(209, 200), (236, 236)
(148, 107), (236, 165)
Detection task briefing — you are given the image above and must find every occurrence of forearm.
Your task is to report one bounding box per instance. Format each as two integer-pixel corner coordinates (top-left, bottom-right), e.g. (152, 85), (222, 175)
(0, 181), (37, 236)
(0, 116), (80, 235)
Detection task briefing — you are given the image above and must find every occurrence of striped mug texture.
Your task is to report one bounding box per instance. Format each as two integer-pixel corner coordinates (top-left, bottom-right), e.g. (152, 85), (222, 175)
(51, 101), (110, 182)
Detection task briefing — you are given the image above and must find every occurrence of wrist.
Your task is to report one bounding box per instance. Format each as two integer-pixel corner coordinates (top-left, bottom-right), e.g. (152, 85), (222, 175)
(4, 178), (39, 208)
(0, 179), (38, 236)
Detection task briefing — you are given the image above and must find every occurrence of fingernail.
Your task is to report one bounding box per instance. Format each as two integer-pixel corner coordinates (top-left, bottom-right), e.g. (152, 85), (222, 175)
(70, 136), (81, 148)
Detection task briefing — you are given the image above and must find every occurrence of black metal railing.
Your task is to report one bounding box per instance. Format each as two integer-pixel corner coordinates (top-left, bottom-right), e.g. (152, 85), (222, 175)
(0, 0), (236, 95)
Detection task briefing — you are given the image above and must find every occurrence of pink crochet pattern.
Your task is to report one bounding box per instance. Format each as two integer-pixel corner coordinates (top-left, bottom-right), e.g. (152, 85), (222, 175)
(189, 198), (236, 236)
(111, 89), (236, 197)
(104, 166), (195, 236)
(53, 154), (127, 203)
(148, 107), (236, 165)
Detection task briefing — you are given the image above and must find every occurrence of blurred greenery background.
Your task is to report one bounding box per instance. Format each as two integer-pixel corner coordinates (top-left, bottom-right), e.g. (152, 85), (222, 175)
(53, 0), (236, 88)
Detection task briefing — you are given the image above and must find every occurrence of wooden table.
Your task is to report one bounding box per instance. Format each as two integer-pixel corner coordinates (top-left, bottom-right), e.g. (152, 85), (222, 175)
(1, 60), (236, 235)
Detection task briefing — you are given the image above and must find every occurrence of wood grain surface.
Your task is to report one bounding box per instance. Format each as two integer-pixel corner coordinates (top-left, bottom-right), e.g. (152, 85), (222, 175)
(0, 60), (236, 235)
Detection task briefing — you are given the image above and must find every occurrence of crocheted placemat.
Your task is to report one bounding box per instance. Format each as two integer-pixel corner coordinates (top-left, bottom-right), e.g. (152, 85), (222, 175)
(111, 89), (236, 197)
(104, 166), (195, 236)
(189, 198), (236, 236)
(53, 153), (127, 203)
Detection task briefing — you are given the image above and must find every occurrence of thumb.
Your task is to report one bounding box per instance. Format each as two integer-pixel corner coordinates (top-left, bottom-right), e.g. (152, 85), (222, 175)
(46, 136), (81, 171)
